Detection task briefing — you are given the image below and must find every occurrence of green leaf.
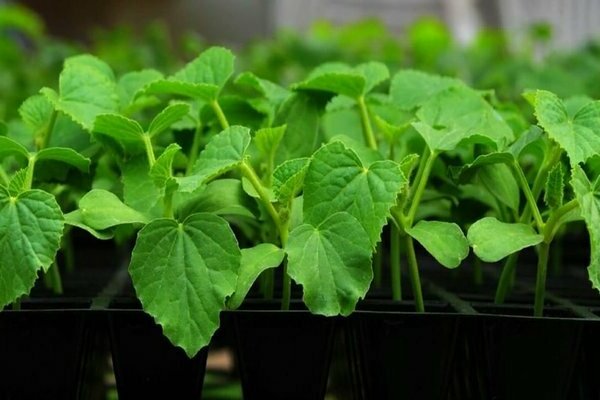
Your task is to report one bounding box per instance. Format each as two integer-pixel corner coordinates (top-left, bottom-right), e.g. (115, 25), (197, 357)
(406, 220), (469, 268)
(7, 169), (28, 196)
(0, 136), (29, 162)
(176, 179), (256, 219)
(117, 69), (164, 109)
(544, 163), (564, 209)
(93, 113), (145, 155)
(303, 141), (405, 246)
(19, 94), (54, 134)
(150, 144), (181, 190)
(79, 189), (150, 230)
(178, 126), (251, 192)
(63, 210), (115, 240)
(121, 155), (162, 216)
(355, 62), (389, 93)
(571, 166), (600, 291)
(509, 125), (544, 159)
(234, 72), (289, 104)
(533, 90), (600, 166)
(227, 244), (285, 310)
(478, 164), (520, 211)
(254, 125), (286, 163)
(292, 62), (365, 98)
(41, 55), (118, 131)
(272, 158), (310, 202)
(286, 212), (372, 316)
(129, 213), (241, 356)
(390, 70), (461, 110)
(36, 147), (90, 172)
(0, 188), (64, 307)
(148, 103), (190, 137)
(413, 86), (514, 152)
(467, 217), (544, 262)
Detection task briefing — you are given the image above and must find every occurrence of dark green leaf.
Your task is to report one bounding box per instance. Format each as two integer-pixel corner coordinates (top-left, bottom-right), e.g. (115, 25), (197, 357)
(544, 163), (564, 209)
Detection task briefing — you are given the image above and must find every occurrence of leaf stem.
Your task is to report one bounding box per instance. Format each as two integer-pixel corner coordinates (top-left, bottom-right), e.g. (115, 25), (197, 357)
(142, 134), (156, 167)
(357, 95), (377, 150)
(405, 235), (424, 312)
(24, 156), (36, 190)
(534, 241), (550, 316)
(495, 253), (519, 304)
(211, 100), (230, 130)
(391, 223), (402, 301)
(373, 243), (382, 288)
(49, 262), (63, 295)
(512, 160), (544, 231)
(281, 259), (291, 311)
(543, 198), (579, 243)
(239, 160), (281, 230)
(405, 150), (437, 227)
(186, 124), (203, 175)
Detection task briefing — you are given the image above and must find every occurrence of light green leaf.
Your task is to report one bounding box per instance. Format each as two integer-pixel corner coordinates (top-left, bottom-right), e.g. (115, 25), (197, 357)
(234, 72), (290, 104)
(7, 169), (28, 196)
(117, 69), (164, 109)
(19, 94), (53, 134)
(79, 189), (150, 230)
(227, 244), (285, 310)
(406, 220), (469, 268)
(148, 103), (190, 137)
(254, 125), (286, 163)
(355, 62), (389, 93)
(544, 163), (564, 209)
(286, 212), (373, 316)
(0, 136), (29, 162)
(121, 155), (162, 216)
(176, 179), (256, 219)
(413, 86), (514, 152)
(272, 158), (310, 202)
(41, 55), (118, 131)
(36, 147), (90, 172)
(0, 188), (64, 307)
(129, 213), (241, 356)
(390, 70), (461, 110)
(533, 90), (600, 167)
(478, 163), (520, 212)
(571, 166), (600, 291)
(303, 141), (405, 246)
(63, 210), (115, 240)
(150, 144), (181, 190)
(467, 217), (543, 262)
(93, 113), (145, 155)
(178, 126), (251, 192)
(292, 62), (365, 98)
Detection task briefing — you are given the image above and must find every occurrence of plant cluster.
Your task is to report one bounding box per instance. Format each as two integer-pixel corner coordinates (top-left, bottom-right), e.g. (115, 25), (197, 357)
(2, 5), (600, 358)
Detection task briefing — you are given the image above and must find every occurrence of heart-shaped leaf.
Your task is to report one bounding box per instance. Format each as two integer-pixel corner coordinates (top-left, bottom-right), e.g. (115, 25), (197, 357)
(286, 212), (372, 316)
(0, 188), (64, 307)
(468, 217), (543, 262)
(129, 213), (241, 356)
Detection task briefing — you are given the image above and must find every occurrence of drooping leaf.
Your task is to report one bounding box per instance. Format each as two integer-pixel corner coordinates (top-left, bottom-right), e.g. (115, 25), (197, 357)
(148, 103), (190, 137)
(63, 210), (115, 240)
(286, 212), (372, 316)
(36, 147), (90, 172)
(544, 163), (564, 209)
(79, 189), (149, 230)
(254, 125), (286, 163)
(93, 113), (145, 155)
(227, 244), (285, 310)
(478, 163), (520, 212)
(0, 188), (64, 307)
(571, 166), (600, 291)
(467, 217), (543, 262)
(0, 136), (29, 162)
(176, 179), (256, 219)
(532, 90), (600, 167)
(129, 213), (241, 356)
(303, 141), (405, 246)
(453, 152), (515, 183)
(390, 70), (461, 111)
(406, 220), (469, 268)
(40, 55), (118, 131)
(272, 158), (310, 203)
(177, 126), (251, 192)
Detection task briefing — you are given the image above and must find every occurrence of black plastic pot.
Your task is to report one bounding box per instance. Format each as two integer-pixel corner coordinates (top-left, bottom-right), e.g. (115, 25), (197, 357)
(349, 302), (459, 400)
(231, 307), (336, 400)
(0, 303), (90, 400)
(108, 308), (208, 400)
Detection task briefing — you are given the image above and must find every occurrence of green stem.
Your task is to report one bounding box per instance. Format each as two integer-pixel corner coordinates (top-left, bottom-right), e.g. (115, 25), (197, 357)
(142, 134), (156, 167)
(281, 259), (291, 311)
(239, 160), (281, 230)
(0, 165), (9, 186)
(512, 160), (544, 230)
(37, 110), (57, 150)
(263, 269), (274, 300)
(534, 242), (550, 317)
(405, 150), (437, 226)
(49, 262), (63, 295)
(391, 223), (402, 301)
(24, 156), (36, 190)
(211, 100), (230, 130)
(12, 299), (21, 311)
(495, 253), (519, 304)
(163, 190), (174, 218)
(543, 198), (579, 242)
(474, 257), (483, 286)
(186, 124), (203, 175)
(62, 232), (75, 273)
(405, 235), (424, 312)
(357, 95), (377, 150)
